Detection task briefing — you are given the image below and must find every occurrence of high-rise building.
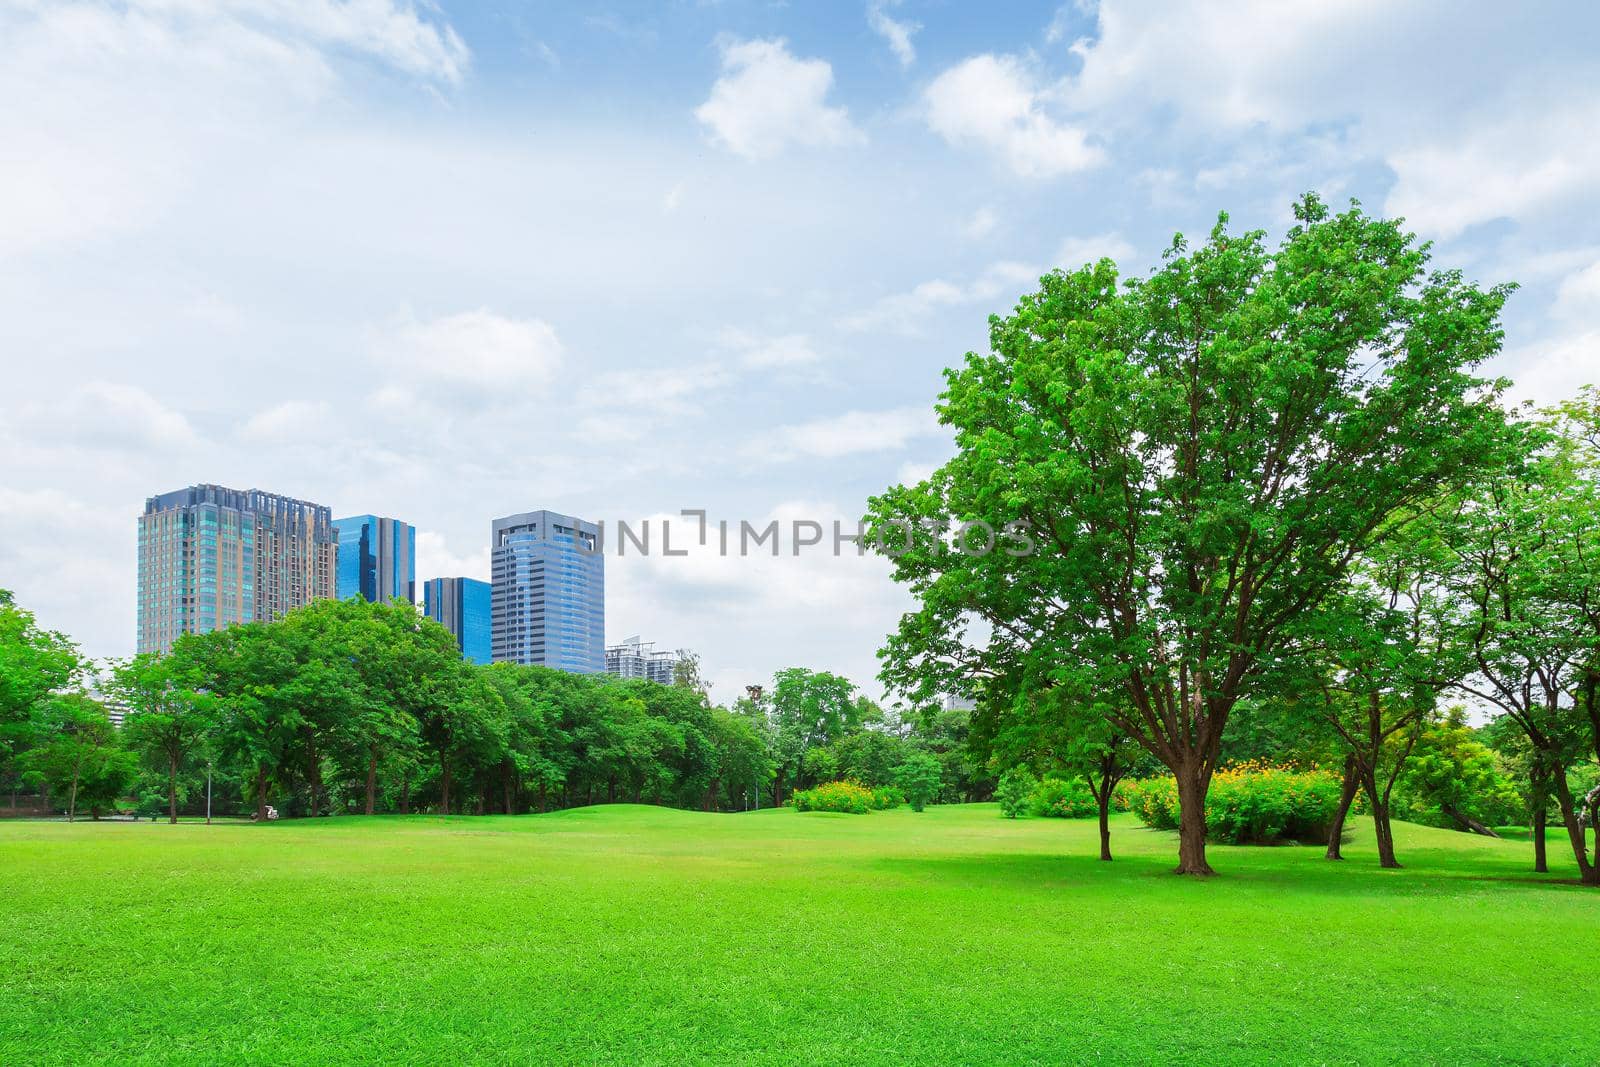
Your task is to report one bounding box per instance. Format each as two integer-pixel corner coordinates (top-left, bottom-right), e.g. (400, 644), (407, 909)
(334, 514), (415, 604)
(491, 510), (604, 672)
(137, 484), (336, 654)
(423, 577), (492, 666)
(605, 636), (683, 685)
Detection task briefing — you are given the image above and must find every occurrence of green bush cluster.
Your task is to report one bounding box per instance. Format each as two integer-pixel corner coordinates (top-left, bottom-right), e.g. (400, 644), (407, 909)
(869, 784), (906, 809)
(792, 780), (902, 814)
(995, 767), (1036, 818)
(1030, 777), (1099, 819)
(993, 770), (1105, 820)
(1123, 764), (1343, 844)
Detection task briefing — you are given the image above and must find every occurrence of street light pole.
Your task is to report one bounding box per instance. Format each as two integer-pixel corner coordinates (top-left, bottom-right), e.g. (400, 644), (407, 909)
(205, 763), (213, 825)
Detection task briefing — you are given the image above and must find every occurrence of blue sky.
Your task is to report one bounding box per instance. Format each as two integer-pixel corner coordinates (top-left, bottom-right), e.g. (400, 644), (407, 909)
(2, 0), (1597, 700)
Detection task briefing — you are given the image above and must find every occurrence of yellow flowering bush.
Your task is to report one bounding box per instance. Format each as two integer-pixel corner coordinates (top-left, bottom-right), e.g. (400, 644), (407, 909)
(1122, 762), (1345, 844)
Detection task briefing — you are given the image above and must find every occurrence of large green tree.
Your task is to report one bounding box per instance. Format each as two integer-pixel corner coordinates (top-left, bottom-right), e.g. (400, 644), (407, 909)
(1448, 395), (1600, 882)
(764, 668), (864, 805)
(0, 590), (82, 808)
(868, 196), (1513, 874)
(1292, 514), (1467, 867)
(22, 693), (135, 821)
(114, 648), (217, 824)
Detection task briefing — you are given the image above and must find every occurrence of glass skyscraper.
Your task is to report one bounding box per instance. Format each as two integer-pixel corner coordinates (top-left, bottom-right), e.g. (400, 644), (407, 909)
(138, 484), (336, 654)
(490, 510), (604, 673)
(334, 514), (415, 604)
(423, 577), (492, 665)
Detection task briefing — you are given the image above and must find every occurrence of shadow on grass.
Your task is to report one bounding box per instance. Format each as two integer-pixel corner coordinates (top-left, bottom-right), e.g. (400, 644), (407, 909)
(869, 842), (1595, 898)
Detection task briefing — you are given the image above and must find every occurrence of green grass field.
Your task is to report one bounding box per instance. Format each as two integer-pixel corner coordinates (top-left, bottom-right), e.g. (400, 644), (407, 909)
(2, 805), (1595, 1065)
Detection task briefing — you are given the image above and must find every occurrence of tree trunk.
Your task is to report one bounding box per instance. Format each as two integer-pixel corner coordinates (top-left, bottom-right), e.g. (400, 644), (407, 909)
(1326, 754), (1359, 860)
(1532, 806), (1548, 874)
(365, 749), (378, 816)
(400, 771), (410, 815)
(255, 767), (268, 822)
(1441, 802), (1500, 838)
(1174, 763), (1213, 875)
(538, 782), (548, 813)
(503, 765), (514, 815)
(168, 753), (180, 825)
(307, 742), (323, 818)
(67, 769), (80, 823)
(1549, 768), (1594, 884)
(1369, 780), (1395, 870)
(1096, 790), (1113, 862)
(439, 755), (452, 815)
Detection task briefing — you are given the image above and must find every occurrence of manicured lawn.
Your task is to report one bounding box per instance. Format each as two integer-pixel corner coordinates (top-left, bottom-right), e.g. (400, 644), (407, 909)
(1, 805), (1594, 1064)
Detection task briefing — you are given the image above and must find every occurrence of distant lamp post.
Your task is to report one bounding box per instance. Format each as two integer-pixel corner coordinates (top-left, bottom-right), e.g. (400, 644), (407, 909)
(205, 762), (213, 825)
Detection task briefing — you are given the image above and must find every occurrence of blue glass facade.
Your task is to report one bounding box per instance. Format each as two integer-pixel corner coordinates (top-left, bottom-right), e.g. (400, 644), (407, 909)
(334, 514), (415, 604)
(490, 510), (604, 673)
(423, 576), (492, 666)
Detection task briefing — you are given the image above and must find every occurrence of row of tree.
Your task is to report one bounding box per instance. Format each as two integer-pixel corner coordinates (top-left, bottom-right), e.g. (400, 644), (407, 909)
(0, 592), (991, 822)
(869, 194), (1600, 881)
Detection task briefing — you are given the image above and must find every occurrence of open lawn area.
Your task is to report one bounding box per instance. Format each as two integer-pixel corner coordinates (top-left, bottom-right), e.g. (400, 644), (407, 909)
(2, 805), (1596, 1065)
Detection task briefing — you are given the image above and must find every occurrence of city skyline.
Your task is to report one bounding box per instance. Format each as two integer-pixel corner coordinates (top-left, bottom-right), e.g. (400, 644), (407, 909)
(136, 484), (645, 676)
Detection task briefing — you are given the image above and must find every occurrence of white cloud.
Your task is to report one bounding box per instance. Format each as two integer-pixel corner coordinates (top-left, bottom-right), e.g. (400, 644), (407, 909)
(1499, 330), (1600, 409)
(841, 261), (1039, 335)
(773, 406), (941, 460)
(1385, 98), (1600, 240)
(923, 54), (1103, 178)
(1056, 231), (1135, 270)
(415, 529), (490, 583)
(867, 1), (918, 68)
(381, 308), (565, 401)
(0, 0), (469, 251)
(47, 381), (201, 452)
(962, 205), (999, 240)
(718, 328), (822, 369)
(206, 0), (471, 84)
(695, 38), (863, 160)
(605, 501), (913, 696)
(241, 400), (332, 444)
(1555, 259), (1600, 320)
(1064, 0), (1404, 132)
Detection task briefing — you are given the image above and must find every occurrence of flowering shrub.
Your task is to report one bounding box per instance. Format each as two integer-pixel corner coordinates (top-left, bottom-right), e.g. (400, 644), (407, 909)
(1122, 763), (1344, 844)
(792, 780), (875, 814)
(1030, 776), (1099, 818)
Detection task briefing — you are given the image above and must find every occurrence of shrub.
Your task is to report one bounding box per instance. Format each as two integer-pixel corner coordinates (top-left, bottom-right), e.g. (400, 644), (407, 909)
(869, 785), (905, 810)
(792, 780), (874, 814)
(995, 767), (1037, 819)
(1123, 764), (1343, 844)
(894, 751), (943, 812)
(1030, 776), (1099, 819)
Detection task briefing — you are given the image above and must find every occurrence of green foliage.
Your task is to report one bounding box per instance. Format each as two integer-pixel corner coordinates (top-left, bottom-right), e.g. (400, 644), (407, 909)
(867, 195), (1515, 872)
(1029, 776), (1098, 819)
(894, 750), (943, 812)
(1124, 765), (1345, 844)
(994, 766), (1036, 818)
(792, 780), (874, 814)
(1393, 712), (1524, 832)
(20, 694), (135, 820)
(868, 784), (905, 810)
